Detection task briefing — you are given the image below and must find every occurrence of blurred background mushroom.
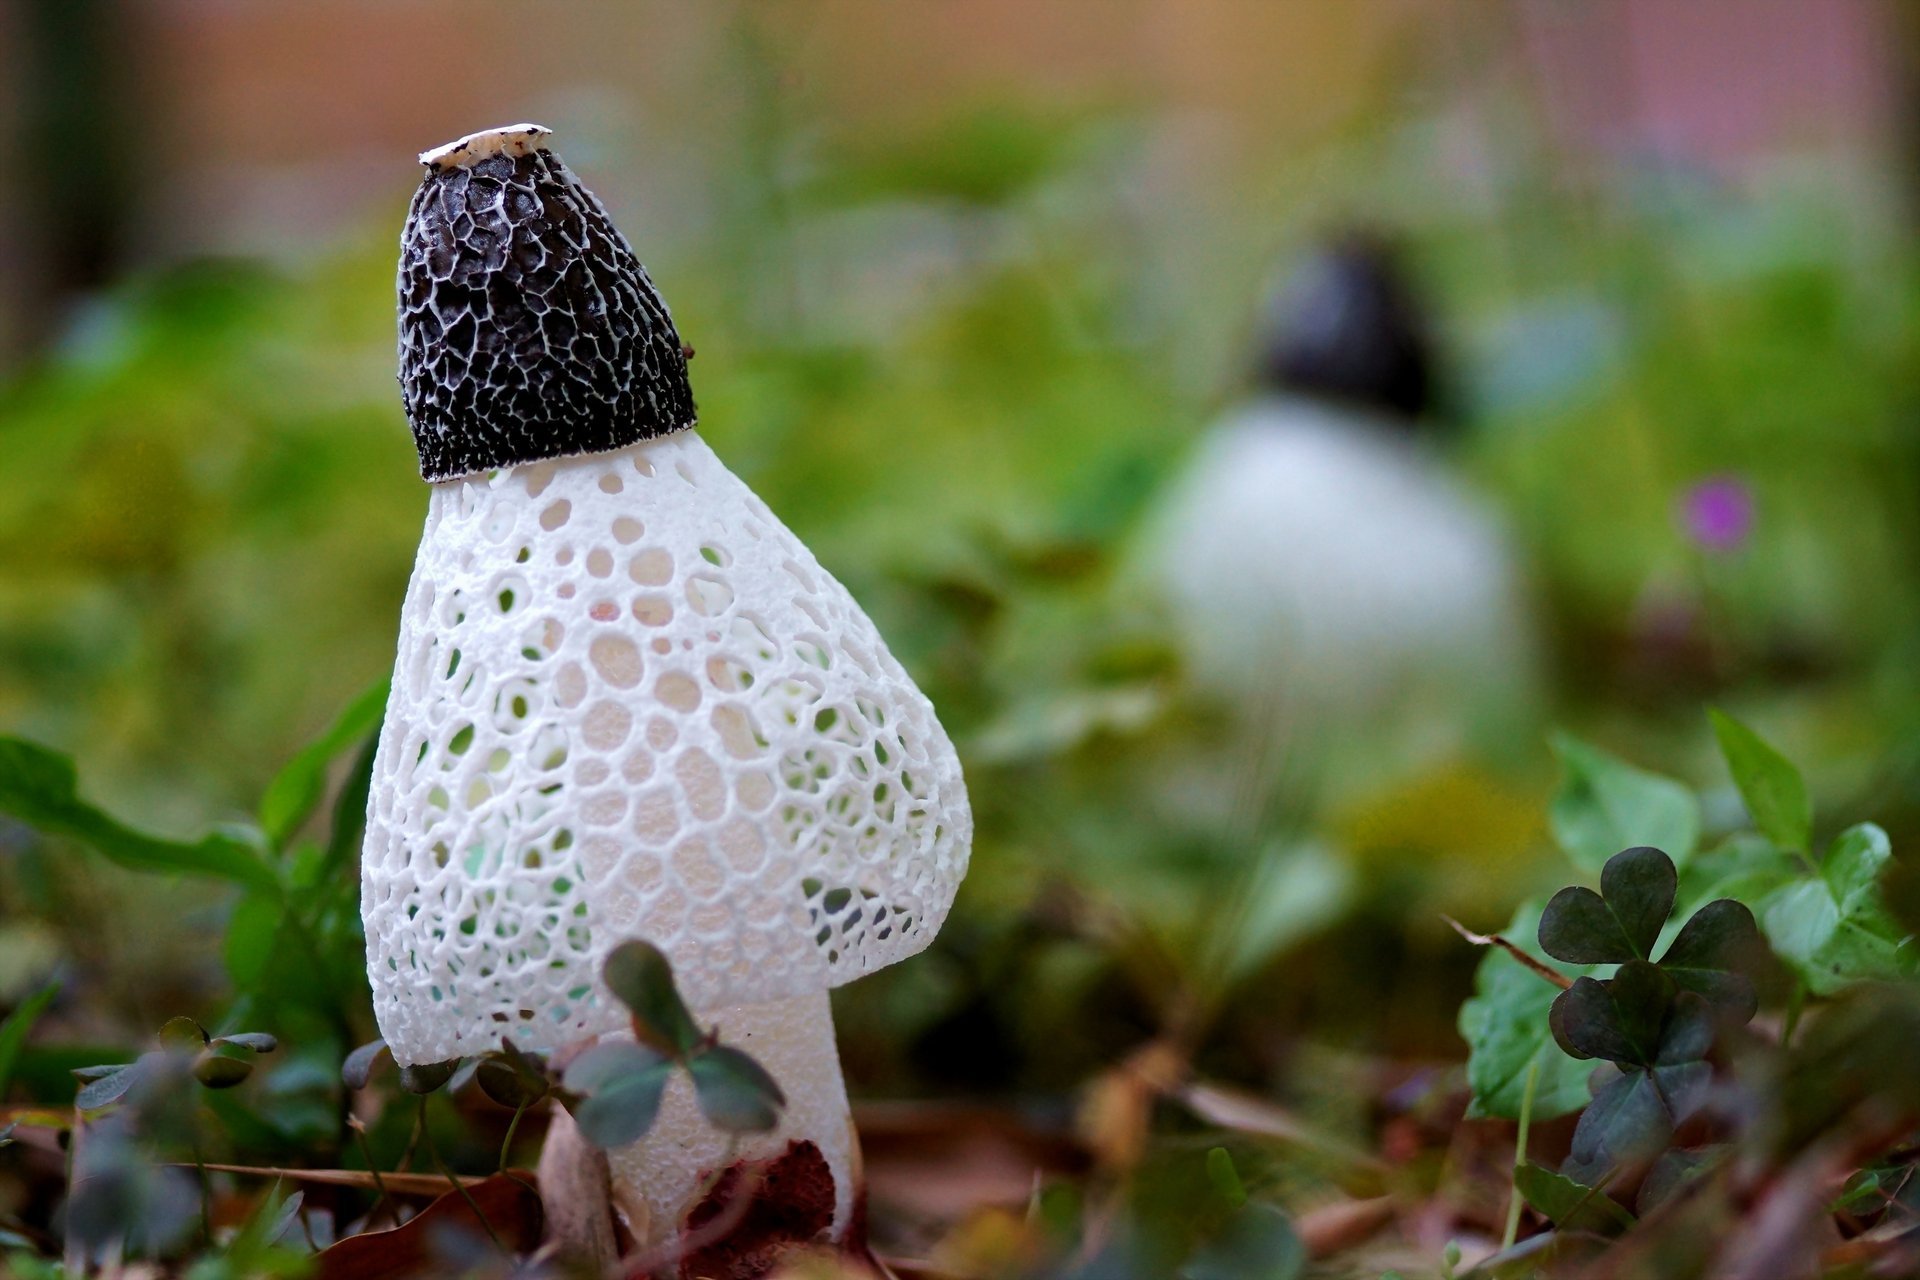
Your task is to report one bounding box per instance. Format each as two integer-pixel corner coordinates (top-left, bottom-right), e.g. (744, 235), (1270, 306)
(1140, 231), (1541, 812)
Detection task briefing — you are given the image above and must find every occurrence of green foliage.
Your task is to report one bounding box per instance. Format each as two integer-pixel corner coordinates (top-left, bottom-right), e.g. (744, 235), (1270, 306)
(1535, 846), (1757, 1188)
(1458, 901), (1597, 1121)
(688, 1046), (786, 1133)
(1759, 822), (1916, 994)
(1461, 723), (1920, 1264)
(0, 982), (57, 1097)
(563, 1041), (672, 1148)
(1548, 734), (1700, 874)
(1512, 1162), (1635, 1234)
(567, 940), (787, 1144)
(0, 737), (277, 889)
(1178, 1202), (1304, 1280)
(1708, 709), (1813, 852)
(602, 938), (705, 1057)
(256, 680), (389, 847)
(75, 1016), (279, 1107)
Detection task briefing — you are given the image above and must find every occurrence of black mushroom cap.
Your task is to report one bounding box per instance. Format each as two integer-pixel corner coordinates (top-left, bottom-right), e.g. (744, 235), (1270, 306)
(1256, 232), (1440, 426)
(397, 125), (695, 482)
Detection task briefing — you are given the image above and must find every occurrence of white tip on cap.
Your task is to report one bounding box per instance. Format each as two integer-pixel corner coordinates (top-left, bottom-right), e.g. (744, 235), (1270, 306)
(419, 123), (553, 170)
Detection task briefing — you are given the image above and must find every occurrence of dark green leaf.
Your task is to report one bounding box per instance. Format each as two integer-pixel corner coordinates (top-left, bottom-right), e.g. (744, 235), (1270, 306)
(1562, 1062), (1709, 1185)
(603, 941), (702, 1057)
(1539, 847), (1676, 965)
(397, 1059), (459, 1094)
(688, 1045), (786, 1133)
(1539, 888), (1635, 965)
(1654, 991), (1714, 1065)
(1513, 1162), (1636, 1234)
(1657, 899), (1761, 1019)
(0, 982), (59, 1098)
(193, 1043), (255, 1089)
(1710, 709), (1812, 851)
(0, 737), (278, 890)
(1179, 1202), (1304, 1280)
(1600, 847), (1677, 958)
(342, 1038), (389, 1090)
(1636, 1147), (1723, 1216)
(1459, 901), (1598, 1121)
(157, 1016), (207, 1051)
(258, 680), (389, 847)
(476, 1039), (549, 1109)
(1549, 734), (1700, 873)
(565, 1041), (672, 1148)
(1550, 962), (1673, 1066)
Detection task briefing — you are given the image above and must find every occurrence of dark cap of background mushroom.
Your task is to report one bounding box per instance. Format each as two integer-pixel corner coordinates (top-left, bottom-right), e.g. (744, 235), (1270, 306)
(1256, 233), (1441, 427)
(397, 124), (696, 482)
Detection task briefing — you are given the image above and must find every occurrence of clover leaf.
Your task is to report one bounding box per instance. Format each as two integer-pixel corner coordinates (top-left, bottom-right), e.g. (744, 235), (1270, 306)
(1540, 846), (1675, 964)
(603, 940), (704, 1056)
(1562, 1059), (1712, 1187)
(1542, 847), (1762, 1021)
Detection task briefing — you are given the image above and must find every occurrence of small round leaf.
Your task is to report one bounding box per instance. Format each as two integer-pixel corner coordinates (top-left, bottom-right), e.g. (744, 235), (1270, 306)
(398, 1058), (460, 1095)
(688, 1046), (785, 1134)
(342, 1038), (389, 1090)
(602, 941), (702, 1057)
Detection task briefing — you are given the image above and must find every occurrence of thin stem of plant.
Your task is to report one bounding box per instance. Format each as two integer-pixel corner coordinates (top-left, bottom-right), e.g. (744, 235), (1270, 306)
(192, 1130), (213, 1247)
(421, 1103), (508, 1256)
(349, 1122), (395, 1229)
(498, 1100), (528, 1174)
(1501, 1059), (1541, 1251)
(1782, 981), (1806, 1048)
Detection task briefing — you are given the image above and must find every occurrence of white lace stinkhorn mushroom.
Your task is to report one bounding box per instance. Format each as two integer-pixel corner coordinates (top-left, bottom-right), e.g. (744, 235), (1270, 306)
(1143, 235), (1536, 768)
(359, 125), (971, 1257)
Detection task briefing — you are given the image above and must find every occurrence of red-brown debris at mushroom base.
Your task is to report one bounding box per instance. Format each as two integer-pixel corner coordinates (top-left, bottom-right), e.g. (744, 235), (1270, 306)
(679, 1140), (839, 1279)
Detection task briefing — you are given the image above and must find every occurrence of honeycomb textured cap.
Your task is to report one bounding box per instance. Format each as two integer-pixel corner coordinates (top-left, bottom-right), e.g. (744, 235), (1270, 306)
(360, 432), (973, 1063)
(397, 128), (695, 481)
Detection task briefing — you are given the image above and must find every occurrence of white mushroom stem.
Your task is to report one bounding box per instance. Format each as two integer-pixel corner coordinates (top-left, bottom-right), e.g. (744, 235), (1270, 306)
(604, 988), (859, 1247)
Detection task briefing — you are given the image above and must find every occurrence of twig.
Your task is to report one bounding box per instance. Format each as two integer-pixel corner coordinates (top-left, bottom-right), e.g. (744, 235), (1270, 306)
(185, 1161), (491, 1195)
(1442, 916), (1572, 990)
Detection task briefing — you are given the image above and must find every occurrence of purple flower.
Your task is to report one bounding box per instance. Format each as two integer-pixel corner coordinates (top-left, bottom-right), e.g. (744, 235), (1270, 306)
(1680, 476), (1754, 554)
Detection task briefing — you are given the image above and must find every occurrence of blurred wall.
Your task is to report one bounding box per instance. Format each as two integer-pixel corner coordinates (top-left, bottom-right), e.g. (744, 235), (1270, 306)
(1, 0), (1904, 367)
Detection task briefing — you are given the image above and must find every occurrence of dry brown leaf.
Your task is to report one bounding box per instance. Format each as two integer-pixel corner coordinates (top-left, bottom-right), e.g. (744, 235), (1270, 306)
(314, 1171), (543, 1279)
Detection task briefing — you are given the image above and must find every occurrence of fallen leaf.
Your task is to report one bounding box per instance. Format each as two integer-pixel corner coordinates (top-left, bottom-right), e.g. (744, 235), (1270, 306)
(314, 1172), (542, 1279)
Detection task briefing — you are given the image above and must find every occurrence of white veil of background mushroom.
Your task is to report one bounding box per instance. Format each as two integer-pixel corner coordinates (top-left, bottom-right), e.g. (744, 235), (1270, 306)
(359, 125), (971, 1250)
(1142, 235), (1538, 789)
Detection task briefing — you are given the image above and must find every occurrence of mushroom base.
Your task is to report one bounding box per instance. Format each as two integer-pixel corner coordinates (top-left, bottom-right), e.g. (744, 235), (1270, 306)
(605, 988), (859, 1257)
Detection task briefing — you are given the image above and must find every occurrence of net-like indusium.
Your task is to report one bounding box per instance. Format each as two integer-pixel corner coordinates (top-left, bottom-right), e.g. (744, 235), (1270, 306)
(361, 431), (971, 1063)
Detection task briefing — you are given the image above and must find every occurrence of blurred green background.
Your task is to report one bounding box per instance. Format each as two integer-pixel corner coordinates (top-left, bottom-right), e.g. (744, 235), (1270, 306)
(4, 0), (1920, 1086)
